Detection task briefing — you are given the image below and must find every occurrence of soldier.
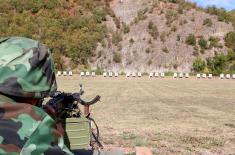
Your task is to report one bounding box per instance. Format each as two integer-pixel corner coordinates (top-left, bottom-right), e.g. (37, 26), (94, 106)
(0, 37), (73, 155)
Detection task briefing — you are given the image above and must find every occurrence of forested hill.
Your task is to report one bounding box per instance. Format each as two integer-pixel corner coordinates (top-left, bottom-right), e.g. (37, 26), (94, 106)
(0, 0), (235, 74)
(0, 0), (108, 69)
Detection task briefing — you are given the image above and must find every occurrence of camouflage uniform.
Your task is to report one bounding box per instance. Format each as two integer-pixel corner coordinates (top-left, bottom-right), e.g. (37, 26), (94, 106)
(0, 37), (73, 155)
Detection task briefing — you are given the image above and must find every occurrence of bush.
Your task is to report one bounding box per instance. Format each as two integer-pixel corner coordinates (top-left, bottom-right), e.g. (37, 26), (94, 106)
(209, 36), (220, 48)
(206, 54), (228, 75)
(114, 17), (121, 29)
(113, 52), (122, 63)
(92, 7), (107, 23)
(203, 18), (213, 27)
(186, 34), (196, 46)
(148, 21), (159, 40)
(148, 59), (152, 65)
(145, 48), (151, 54)
(160, 32), (166, 42)
(177, 34), (181, 41)
(198, 38), (208, 49)
(225, 31), (235, 50)
(123, 23), (130, 34)
(171, 25), (177, 32)
(162, 47), (169, 53)
(135, 8), (148, 23)
(192, 58), (206, 72)
(112, 31), (122, 46)
(129, 38), (134, 44)
(165, 10), (177, 26)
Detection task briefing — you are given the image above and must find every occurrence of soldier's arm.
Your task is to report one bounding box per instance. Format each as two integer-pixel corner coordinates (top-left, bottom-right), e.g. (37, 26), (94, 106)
(21, 114), (74, 155)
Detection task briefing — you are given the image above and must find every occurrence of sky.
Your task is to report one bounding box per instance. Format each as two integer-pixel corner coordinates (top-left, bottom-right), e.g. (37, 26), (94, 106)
(188, 0), (235, 11)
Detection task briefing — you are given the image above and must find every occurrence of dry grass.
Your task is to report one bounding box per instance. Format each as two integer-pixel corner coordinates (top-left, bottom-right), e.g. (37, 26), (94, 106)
(57, 76), (235, 154)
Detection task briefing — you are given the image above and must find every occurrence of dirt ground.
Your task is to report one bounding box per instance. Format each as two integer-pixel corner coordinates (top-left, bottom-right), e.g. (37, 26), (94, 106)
(57, 75), (235, 155)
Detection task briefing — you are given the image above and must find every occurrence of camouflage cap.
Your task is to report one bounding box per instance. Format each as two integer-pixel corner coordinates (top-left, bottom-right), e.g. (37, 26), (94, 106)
(0, 37), (57, 98)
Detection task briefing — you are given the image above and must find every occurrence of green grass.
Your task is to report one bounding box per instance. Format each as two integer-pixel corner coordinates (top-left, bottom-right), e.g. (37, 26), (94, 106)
(57, 76), (235, 154)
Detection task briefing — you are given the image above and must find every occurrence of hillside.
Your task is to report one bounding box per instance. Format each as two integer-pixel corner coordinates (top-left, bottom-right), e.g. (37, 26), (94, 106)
(92, 0), (235, 73)
(0, 0), (235, 74)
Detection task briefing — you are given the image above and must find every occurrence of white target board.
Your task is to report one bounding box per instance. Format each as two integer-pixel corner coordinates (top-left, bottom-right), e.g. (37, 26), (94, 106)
(103, 72), (107, 77)
(154, 72), (159, 78)
(208, 74), (212, 79)
(57, 71), (62, 76)
(226, 74), (231, 79)
(220, 74), (224, 79)
(109, 72), (113, 77)
(86, 72), (90, 77)
(160, 73), (165, 78)
(179, 73), (183, 78)
(138, 72), (142, 77)
(173, 73), (177, 78)
(80, 72), (85, 77)
(63, 71), (67, 76)
(185, 73), (189, 78)
(196, 74), (201, 78)
(68, 71), (73, 76)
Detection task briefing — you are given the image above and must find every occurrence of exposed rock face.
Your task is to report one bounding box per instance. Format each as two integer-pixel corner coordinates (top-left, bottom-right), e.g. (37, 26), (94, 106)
(91, 0), (234, 73)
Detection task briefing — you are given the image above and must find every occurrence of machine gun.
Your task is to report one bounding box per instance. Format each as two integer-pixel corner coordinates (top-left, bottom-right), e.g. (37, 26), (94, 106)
(44, 84), (103, 150)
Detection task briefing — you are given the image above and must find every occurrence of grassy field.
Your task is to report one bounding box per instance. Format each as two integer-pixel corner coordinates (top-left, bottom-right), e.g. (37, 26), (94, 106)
(57, 76), (235, 154)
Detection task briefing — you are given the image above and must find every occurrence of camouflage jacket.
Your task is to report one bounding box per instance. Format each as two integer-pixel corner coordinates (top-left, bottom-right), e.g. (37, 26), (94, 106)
(0, 94), (74, 155)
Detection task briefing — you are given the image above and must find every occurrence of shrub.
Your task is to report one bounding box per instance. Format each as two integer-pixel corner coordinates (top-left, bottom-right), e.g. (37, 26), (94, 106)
(171, 25), (177, 32)
(129, 38), (134, 44)
(145, 48), (151, 54)
(177, 34), (181, 41)
(165, 10), (177, 26)
(186, 34), (196, 46)
(206, 54), (228, 75)
(198, 38), (208, 49)
(225, 31), (235, 50)
(113, 52), (122, 63)
(192, 58), (206, 72)
(136, 8), (148, 21)
(209, 36), (220, 48)
(177, 5), (184, 14)
(112, 31), (122, 46)
(148, 21), (159, 39)
(92, 7), (107, 23)
(227, 48), (235, 61)
(203, 18), (213, 27)
(123, 22), (130, 34)
(114, 17), (121, 29)
(160, 32), (166, 42)
(148, 59), (152, 65)
(162, 47), (169, 53)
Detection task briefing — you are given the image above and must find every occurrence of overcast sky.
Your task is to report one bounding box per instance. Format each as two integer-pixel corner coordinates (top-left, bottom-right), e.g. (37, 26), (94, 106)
(188, 0), (235, 11)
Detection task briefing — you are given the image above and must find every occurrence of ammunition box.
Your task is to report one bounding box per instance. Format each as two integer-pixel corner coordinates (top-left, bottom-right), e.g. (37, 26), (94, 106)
(63, 116), (91, 150)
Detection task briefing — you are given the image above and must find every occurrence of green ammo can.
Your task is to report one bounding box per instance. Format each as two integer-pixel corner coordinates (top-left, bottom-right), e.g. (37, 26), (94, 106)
(63, 116), (91, 150)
